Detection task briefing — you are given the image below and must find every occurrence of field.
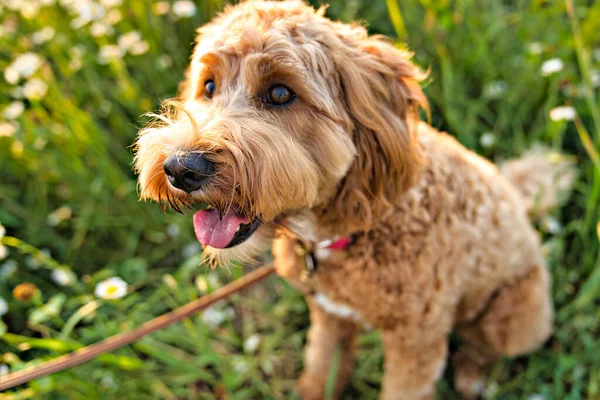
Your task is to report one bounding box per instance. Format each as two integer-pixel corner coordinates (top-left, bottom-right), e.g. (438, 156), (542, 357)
(0, 0), (599, 399)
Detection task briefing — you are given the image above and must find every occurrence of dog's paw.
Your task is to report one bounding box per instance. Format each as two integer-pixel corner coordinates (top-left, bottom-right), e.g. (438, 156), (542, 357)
(452, 351), (488, 399)
(296, 373), (327, 400)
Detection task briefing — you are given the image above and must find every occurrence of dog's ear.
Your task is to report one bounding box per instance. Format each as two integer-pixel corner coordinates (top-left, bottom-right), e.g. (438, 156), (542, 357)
(328, 30), (427, 230)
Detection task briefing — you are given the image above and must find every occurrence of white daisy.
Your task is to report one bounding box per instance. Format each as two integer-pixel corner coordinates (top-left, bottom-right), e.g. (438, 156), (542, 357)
(3, 101), (25, 119)
(0, 245), (7, 260)
(541, 58), (564, 76)
(129, 41), (149, 56)
(89, 22), (113, 37)
(117, 31), (142, 51)
(97, 44), (124, 64)
(152, 1), (170, 15)
(4, 66), (20, 84)
(106, 9), (122, 24)
(51, 268), (75, 286)
(0, 297), (8, 316)
(243, 334), (261, 353)
(0, 122), (18, 137)
(75, 2), (106, 22)
(20, 2), (41, 19)
(0, 364), (8, 376)
(549, 106), (576, 122)
(94, 277), (128, 299)
(32, 26), (55, 44)
(201, 306), (234, 326)
(480, 132), (496, 148)
(23, 78), (48, 100)
(9, 53), (43, 79)
(172, 1), (196, 18)
(0, 223), (5, 239)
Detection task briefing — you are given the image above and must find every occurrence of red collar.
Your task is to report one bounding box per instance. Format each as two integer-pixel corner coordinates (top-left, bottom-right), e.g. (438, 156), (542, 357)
(317, 236), (353, 251)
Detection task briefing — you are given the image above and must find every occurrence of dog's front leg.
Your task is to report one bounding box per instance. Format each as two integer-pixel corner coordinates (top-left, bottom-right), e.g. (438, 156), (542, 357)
(380, 333), (448, 400)
(297, 298), (360, 400)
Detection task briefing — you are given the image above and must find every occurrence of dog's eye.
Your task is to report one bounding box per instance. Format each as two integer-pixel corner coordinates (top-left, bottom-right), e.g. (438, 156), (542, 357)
(265, 84), (295, 106)
(204, 80), (216, 100)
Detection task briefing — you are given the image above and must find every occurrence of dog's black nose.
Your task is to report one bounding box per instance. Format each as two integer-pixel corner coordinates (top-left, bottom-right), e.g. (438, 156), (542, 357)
(163, 152), (215, 193)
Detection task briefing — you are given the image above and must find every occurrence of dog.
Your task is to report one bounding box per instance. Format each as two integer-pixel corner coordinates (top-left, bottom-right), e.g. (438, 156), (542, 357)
(133, 1), (575, 398)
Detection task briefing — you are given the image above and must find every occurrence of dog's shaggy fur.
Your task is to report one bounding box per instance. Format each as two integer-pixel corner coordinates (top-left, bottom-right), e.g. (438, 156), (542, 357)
(134, 1), (575, 398)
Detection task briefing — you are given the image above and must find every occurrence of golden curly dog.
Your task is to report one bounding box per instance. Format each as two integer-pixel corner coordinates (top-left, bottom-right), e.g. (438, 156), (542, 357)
(134, 1), (574, 398)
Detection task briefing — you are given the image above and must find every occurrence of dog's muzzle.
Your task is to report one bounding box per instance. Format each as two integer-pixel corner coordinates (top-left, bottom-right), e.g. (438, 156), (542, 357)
(163, 151), (214, 193)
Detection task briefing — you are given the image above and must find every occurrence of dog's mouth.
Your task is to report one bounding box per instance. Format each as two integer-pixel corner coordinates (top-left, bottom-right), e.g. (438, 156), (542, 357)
(192, 206), (261, 249)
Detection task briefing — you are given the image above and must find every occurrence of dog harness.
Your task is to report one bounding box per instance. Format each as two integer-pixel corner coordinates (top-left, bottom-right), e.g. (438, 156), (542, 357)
(295, 236), (354, 284)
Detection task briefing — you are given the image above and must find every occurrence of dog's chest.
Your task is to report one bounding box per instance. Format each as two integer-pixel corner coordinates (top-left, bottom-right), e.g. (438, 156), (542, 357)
(313, 292), (365, 323)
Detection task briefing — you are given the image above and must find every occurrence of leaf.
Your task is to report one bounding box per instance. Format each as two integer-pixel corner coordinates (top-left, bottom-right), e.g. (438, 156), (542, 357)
(28, 294), (67, 324)
(0, 320), (6, 337)
(574, 264), (600, 309)
(386, 0), (408, 39)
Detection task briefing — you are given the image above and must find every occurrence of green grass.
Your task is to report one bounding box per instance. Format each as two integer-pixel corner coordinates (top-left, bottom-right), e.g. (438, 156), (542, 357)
(0, 0), (599, 399)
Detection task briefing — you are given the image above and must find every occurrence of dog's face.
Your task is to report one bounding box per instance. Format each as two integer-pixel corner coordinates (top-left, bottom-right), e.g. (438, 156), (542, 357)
(134, 0), (425, 262)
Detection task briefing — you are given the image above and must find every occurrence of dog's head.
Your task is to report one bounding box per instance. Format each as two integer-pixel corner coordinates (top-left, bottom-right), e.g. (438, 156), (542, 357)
(134, 0), (425, 263)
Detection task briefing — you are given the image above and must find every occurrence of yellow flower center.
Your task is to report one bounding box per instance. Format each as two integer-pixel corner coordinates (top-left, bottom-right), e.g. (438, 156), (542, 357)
(106, 286), (118, 295)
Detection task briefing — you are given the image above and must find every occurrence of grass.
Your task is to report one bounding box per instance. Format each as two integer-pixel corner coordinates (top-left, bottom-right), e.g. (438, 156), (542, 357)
(0, 0), (599, 399)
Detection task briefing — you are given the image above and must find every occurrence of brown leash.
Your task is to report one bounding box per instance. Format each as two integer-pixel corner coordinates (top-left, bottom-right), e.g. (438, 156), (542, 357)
(0, 264), (275, 392)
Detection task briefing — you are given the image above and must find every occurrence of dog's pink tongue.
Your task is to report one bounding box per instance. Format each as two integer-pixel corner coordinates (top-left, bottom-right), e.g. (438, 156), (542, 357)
(193, 208), (250, 249)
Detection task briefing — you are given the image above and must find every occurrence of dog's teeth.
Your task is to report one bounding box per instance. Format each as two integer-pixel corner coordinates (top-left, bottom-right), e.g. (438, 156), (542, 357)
(236, 226), (241, 233)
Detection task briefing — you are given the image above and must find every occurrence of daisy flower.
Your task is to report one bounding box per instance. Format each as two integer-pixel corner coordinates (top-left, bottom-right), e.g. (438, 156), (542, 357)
(10, 53), (43, 79)
(549, 106), (576, 122)
(3, 101), (25, 119)
(97, 44), (124, 64)
(152, 1), (170, 15)
(95, 277), (128, 299)
(32, 26), (55, 44)
(0, 122), (18, 137)
(51, 268), (75, 286)
(480, 132), (496, 148)
(117, 31), (142, 51)
(89, 22), (113, 37)
(23, 78), (48, 100)
(540, 58), (564, 76)
(172, 1), (196, 18)
(243, 334), (261, 353)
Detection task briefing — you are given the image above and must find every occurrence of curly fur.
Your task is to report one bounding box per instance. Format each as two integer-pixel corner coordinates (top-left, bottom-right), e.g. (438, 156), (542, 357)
(133, 1), (575, 398)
